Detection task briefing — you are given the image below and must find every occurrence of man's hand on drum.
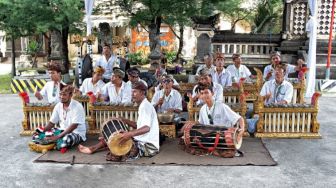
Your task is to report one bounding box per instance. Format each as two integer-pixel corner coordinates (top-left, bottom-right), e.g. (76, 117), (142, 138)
(119, 131), (133, 145)
(44, 135), (60, 142)
(181, 121), (195, 132)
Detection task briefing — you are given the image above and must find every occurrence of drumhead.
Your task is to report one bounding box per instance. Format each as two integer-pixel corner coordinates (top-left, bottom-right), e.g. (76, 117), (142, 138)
(107, 132), (133, 156)
(233, 128), (243, 150)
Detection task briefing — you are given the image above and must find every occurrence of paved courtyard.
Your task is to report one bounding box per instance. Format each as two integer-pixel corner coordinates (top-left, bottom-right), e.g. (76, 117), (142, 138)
(0, 94), (335, 188)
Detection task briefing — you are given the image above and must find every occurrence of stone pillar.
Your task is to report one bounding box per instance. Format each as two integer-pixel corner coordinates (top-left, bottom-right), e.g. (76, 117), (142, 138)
(195, 30), (214, 62)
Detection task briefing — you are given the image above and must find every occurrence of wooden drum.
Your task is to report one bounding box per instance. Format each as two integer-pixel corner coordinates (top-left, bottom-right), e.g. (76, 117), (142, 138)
(101, 119), (133, 156)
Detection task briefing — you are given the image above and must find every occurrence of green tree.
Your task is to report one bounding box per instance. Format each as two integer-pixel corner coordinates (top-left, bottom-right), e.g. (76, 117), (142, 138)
(114, 0), (221, 60)
(216, 0), (255, 32)
(252, 0), (283, 33)
(0, 0), (84, 76)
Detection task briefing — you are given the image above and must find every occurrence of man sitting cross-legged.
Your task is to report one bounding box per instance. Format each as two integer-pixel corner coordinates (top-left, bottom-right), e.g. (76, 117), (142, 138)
(32, 85), (87, 150)
(260, 64), (294, 105)
(78, 81), (160, 160)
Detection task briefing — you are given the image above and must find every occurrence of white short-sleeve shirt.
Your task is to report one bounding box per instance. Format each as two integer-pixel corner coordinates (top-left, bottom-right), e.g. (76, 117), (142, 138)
(198, 102), (241, 128)
(226, 64), (252, 83)
(151, 89), (182, 113)
(100, 81), (132, 105)
(260, 79), (294, 104)
(50, 99), (87, 141)
(134, 98), (160, 150)
(95, 55), (119, 80)
(263, 64), (296, 80)
(211, 69), (232, 87)
(79, 78), (105, 95)
(40, 81), (65, 103)
(192, 82), (223, 105)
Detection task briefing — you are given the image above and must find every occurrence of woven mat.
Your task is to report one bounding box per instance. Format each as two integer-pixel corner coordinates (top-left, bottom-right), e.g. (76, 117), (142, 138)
(35, 137), (276, 166)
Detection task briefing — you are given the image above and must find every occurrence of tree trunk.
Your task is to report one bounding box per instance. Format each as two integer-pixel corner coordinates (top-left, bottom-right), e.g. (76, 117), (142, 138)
(61, 26), (69, 74)
(173, 24), (184, 63)
(11, 38), (16, 77)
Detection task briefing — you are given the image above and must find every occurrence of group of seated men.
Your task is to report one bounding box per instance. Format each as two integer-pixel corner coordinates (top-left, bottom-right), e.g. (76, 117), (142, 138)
(31, 49), (304, 160)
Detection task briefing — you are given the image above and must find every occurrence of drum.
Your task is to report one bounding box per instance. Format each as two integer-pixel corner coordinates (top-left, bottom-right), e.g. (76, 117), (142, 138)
(183, 124), (242, 153)
(101, 119), (133, 156)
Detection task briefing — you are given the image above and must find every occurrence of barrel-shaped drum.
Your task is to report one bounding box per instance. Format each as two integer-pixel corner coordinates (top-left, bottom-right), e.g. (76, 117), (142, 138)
(101, 119), (133, 156)
(184, 124), (242, 151)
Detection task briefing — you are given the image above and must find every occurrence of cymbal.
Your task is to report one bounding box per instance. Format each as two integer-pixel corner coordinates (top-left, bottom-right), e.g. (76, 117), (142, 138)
(107, 133), (133, 156)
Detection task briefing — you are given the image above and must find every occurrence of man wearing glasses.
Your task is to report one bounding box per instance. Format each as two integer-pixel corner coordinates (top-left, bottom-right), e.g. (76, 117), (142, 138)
(151, 74), (182, 114)
(263, 51), (303, 81)
(260, 64), (293, 105)
(35, 61), (65, 103)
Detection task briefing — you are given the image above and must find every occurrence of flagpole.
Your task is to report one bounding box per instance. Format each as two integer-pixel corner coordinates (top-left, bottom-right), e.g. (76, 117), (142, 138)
(326, 0), (336, 79)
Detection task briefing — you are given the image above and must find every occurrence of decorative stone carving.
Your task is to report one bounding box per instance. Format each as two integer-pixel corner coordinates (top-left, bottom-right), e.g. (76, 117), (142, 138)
(50, 30), (62, 60)
(291, 2), (308, 36)
(317, 0), (336, 36)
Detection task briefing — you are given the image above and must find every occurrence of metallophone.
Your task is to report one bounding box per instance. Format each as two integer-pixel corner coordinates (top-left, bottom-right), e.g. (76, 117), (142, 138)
(19, 94), (92, 136)
(254, 92), (321, 138)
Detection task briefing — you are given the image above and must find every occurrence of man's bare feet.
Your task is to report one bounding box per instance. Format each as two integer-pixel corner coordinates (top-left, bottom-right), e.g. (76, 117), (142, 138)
(78, 144), (94, 154)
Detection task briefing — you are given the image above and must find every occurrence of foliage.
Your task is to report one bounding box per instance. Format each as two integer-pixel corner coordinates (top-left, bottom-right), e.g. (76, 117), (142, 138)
(113, 0), (221, 58)
(127, 52), (143, 65)
(216, 0), (255, 31)
(0, 0), (84, 74)
(165, 51), (177, 63)
(0, 74), (11, 94)
(25, 40), (40, 56)
(252, 0), (283, 33)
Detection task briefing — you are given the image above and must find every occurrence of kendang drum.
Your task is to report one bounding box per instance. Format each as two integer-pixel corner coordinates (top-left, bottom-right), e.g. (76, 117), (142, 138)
(183, 124), (243, 157)
(101, 119), (133, 156)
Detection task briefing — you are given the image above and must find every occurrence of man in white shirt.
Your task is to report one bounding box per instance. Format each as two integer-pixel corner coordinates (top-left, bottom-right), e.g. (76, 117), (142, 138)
(189, 68), (223, 106)
(184, 84), (244, 141)
(33, 85), (86, 150)
(126, 67), (148, 88)
(100, 68), (132, 105)
(78, 66), (105, 96)
(263, 51), (303, 81)
(95, 44), (120, 83)
(211, 53), (232, 87)
(78, 81), (159, 160)
(154, 73), (180, 93)
(260, 64), (294, 105)
(151, 74), (182, 113)
(227, 54), (254, 83)
(195, 53), (216, 77)
(35, 61), (65, 103)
